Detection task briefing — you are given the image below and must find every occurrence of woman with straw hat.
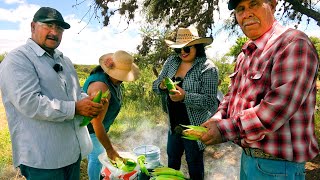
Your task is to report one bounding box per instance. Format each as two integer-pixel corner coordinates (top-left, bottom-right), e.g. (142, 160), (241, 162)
(152, 26), (219, 179)
(82, 50), (140, 180)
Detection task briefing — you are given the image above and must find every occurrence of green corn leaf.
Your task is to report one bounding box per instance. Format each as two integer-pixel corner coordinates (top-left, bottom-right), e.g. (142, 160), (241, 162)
(80, 90), (109, 127)
(137, 155), (150, 176)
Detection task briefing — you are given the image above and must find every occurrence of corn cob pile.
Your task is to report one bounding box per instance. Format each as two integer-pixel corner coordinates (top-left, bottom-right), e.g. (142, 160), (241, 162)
(181, 124), (208, 141)
(150, 167), (186, 180)
(80, 89), (109, 126)
(109, 157), (137, 172)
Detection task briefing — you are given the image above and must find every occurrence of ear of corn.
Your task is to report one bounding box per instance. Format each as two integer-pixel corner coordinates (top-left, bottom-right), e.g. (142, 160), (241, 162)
(110, 157), (137, 172)
(124, 158), (136, 166)
(180, 124), (208, 141)
(151, 167), (185, 178)
(137, 155), (150, 176)
(79, 90), (110, 127)
(164, 77), (177, 95)
(150, 174), (186, 180)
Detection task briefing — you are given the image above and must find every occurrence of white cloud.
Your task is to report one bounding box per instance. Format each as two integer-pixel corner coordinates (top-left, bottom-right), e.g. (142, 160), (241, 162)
(0, 3), (38, 22)
(0, 2), (143, 65)
(4, 0), (24, 4)
(1, 1), (319, 65)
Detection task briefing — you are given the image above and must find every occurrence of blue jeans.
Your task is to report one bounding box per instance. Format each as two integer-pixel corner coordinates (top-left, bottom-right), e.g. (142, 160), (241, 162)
(240, 151), (306, 180)
(87, 133), (105, 180)
(19, 155), (81, 180)
(167, 131), (204, 180)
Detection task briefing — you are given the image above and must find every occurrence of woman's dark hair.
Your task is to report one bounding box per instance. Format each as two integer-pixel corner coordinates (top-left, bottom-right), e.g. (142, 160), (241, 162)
(90, 65), (104, 75)
(194, 43), (206, 57)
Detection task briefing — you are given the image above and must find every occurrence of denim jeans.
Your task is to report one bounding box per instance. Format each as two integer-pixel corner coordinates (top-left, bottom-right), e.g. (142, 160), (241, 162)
(19, 155), (81, 180)
(240, 151), (306, 180)
(167, 131), (204, 180)
(87, 133), (105, 180)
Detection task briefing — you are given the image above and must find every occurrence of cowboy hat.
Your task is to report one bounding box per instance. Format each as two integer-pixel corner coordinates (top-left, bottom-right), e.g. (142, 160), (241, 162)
(99, 50), (140, 82)
(165, 26), (213, 48)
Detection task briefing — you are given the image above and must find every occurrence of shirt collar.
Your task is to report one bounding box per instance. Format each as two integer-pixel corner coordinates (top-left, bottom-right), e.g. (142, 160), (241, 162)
(242, 21), (279, 54)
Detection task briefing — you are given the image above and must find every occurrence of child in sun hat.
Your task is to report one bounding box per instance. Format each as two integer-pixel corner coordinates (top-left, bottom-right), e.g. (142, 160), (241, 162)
(82, 50), (140, 180)
(152, 26), (219, 180)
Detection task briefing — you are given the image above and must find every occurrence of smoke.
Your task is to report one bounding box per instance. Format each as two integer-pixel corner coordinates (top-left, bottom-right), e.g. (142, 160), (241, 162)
(109, 119), (241, 180)
(204, 143), (241, 180)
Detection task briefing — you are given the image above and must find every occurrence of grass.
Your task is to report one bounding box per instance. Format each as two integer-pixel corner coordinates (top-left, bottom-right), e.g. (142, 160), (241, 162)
(0, 96), (12, 177)
(0, 93), (168, 179)
(1, 84), (320, 179)
(0, 126), (12, 176)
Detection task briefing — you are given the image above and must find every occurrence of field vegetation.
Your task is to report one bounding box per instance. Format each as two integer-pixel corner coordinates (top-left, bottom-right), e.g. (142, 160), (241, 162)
(0, 36), (319, 179)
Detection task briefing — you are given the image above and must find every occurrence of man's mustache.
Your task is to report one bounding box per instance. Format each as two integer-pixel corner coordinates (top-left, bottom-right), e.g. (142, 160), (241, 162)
(242, 18), (260, 26)
(46, 35), (58, 41)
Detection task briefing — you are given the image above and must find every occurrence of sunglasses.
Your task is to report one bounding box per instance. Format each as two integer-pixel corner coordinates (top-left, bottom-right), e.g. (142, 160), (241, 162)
(174, 46), (193, 54)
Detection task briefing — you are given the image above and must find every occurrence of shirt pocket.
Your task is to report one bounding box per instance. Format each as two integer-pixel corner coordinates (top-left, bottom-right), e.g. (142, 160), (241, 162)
(229, 71), (238, 84)
(239, 70), (265, 101)
(229, 70), (240, 94)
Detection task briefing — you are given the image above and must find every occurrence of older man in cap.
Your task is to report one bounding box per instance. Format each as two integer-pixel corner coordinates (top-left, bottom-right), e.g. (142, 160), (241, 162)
(201, 0), (319, 179)
(0, 7), (105, 179)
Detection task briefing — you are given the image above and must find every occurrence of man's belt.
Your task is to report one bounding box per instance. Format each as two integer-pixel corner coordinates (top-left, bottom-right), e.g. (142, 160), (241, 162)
(242, 147), (287, 161)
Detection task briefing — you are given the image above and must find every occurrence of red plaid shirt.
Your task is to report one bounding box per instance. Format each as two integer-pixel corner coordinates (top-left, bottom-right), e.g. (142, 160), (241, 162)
(216, 22), (319, 162)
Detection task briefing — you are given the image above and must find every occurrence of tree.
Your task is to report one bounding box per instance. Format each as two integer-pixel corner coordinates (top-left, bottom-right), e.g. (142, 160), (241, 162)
(86, 0), (320, 30)
(309, 36), (320, 80)
(225, 36), (248, 60)
(212, 56), (235, 94)
(82, 0), (320, 66)
(310, 36), (320, 57)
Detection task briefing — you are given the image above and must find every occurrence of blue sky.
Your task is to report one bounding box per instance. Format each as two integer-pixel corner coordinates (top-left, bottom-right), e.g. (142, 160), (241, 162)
(0, 0), (319, 65)
(0, 0), (143, 65)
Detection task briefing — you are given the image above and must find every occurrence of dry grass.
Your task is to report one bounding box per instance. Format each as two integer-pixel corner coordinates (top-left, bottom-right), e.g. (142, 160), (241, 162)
(0, 91), (319, 180)
(0, 93), (7, 130)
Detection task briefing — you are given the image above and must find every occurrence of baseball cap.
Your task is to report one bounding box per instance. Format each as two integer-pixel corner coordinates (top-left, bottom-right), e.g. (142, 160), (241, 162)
(33, 7), (70, 29)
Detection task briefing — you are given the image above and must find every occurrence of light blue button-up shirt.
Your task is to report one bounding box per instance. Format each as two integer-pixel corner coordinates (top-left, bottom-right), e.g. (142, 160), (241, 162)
(0, 39), (92, 169)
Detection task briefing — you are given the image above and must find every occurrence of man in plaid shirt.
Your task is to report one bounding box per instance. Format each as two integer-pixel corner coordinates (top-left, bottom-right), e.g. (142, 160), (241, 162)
(201, 0), (320, 179)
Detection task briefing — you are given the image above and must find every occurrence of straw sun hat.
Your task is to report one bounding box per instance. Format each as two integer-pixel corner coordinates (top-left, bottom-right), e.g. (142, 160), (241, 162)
(99, 50), (140, 82)
(165, 26), (213, 48)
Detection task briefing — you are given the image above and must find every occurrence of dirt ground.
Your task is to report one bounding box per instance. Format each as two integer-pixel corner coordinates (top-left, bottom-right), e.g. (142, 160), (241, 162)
(305, 154), (320, 179)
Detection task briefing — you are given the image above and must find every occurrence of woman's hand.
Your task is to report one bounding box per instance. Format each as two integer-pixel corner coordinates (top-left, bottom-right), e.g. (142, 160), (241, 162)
(169, 85), (185, 102)
(106, 147), (121, 161)
(159, 79), (167, 90)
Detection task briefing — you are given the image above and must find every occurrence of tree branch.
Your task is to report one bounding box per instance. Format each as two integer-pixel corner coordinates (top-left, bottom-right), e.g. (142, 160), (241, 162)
(286, 0), (320, 26)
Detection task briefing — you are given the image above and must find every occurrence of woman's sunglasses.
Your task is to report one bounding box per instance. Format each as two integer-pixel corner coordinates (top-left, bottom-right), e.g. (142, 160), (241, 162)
(174, 46), (193, 54)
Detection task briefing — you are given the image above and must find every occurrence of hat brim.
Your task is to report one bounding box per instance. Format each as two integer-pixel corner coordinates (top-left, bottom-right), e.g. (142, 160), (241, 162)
(100, 54), (140, 82)
(38, 19), (71, 29)
(105, 64), (140, 82)
(165, 37), (213, 48)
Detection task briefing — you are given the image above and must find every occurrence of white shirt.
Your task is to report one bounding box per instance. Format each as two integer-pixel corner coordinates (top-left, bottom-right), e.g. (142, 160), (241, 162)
(0, 39), (92, 169)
